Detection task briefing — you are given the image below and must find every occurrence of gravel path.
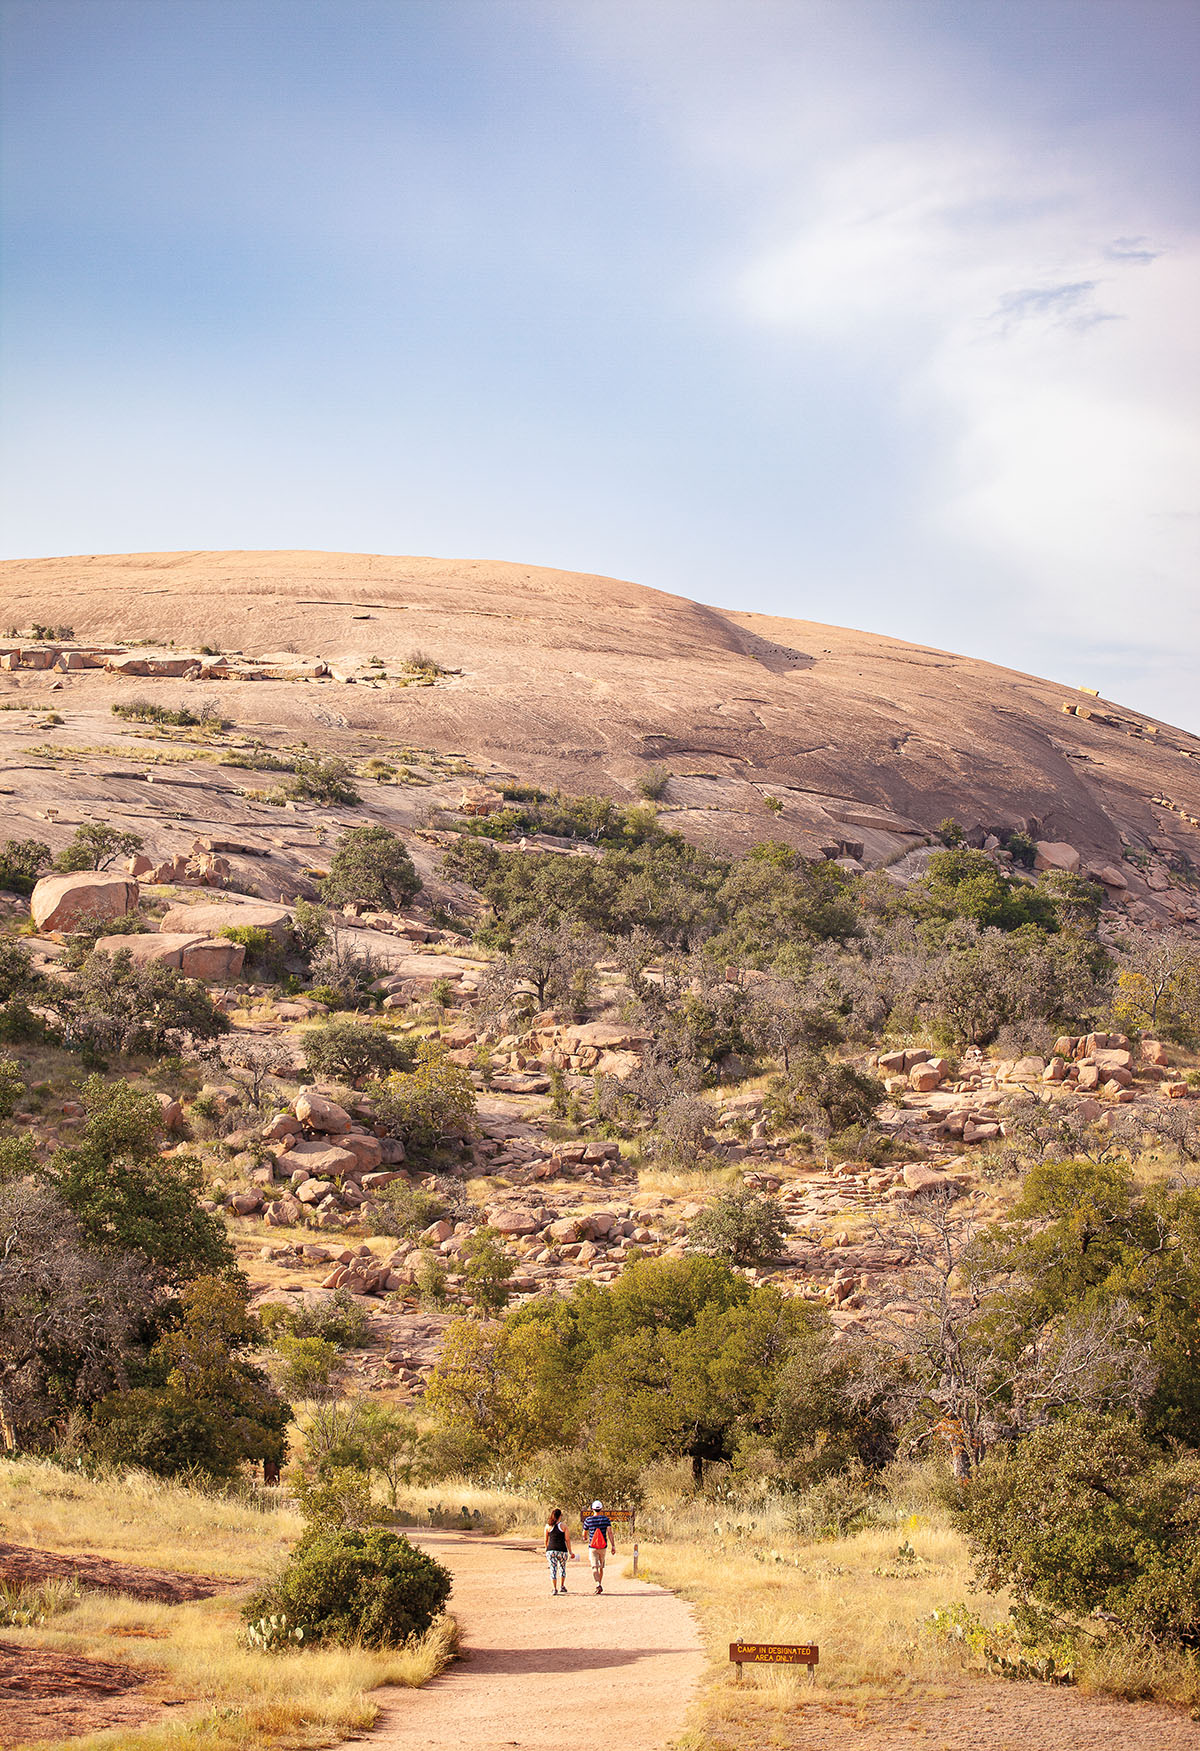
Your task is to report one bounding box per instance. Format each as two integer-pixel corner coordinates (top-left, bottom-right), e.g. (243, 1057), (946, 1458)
(364, 1531), (705, 1750)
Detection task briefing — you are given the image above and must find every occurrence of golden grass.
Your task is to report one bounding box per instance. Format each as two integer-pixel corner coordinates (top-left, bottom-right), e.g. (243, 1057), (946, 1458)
(0, 1460), (459, 1751)
(0, 1457), (302, 1578)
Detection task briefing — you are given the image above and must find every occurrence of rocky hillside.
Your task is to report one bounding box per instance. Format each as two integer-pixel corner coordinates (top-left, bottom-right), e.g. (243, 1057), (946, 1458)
(3, 549), (1199, 880)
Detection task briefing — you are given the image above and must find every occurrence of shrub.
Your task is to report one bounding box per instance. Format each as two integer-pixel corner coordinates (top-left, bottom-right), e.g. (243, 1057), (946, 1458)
(460, 1227), (513, 1315)
(274, 1333), (338, 1397)
(370, 1042), (476, 1154)
(284, 753), (360, 807)
(0, 1053), (25, 1121)
(319, 824), (420, 911)
(367, 1181), (451, 1241)
(528, 1447), (644, 1515)
(65, 950), (229, 1056)
(305, 1019), (412, 1084)
(0, 837), (50, 895)
(242, 1526), (452, 1648)
(218, 923), (285, 976)
(686, 1186), (789, 1265)
(258, 1288), (370, 1349)
(637, 765), (670, 801)
(777, 1054), (884, 1137)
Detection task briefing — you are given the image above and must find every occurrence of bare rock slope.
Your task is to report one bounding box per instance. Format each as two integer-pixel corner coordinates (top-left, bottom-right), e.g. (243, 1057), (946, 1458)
(3, 548), (1199, 869)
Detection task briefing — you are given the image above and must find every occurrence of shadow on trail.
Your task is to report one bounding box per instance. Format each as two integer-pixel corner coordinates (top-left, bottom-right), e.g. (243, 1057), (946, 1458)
(447, 1645), (698, 1677)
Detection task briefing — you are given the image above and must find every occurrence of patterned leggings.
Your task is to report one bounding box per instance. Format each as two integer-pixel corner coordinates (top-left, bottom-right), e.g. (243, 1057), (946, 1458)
(547, 1550), (568, 1582)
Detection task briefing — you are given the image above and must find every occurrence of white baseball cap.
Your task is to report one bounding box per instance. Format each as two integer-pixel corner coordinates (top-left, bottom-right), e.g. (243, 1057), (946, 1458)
(592, 1499), (603, 1510)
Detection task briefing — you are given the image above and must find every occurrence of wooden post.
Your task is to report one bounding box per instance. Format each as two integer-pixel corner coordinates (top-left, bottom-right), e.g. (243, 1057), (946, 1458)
(632, 1543), (639, 1577)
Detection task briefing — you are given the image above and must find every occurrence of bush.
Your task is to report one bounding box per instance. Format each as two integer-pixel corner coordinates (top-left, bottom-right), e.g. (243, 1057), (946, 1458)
(218, 924), (286, 977)
(243, 1527), (452, 1648)
(0, 838), (50, 895)
(960, 1414), (1200, 1647)
(258, 1288), (369, 1349)
(776, 1055), (884, 1137)
(369, 1043), (476, 1154)
(284, 753), (360, 807)
(528, 1447), (644, 1515)
(460, 1227), (513, 1315)
(0, 1053), (25, 1121)
(320, 825), (419, 910)
(305, 1019), (412, 1084)
(687, 1186), (789, 1266)
(367, 1181), (451, 1241)
(65, 950), (230, 1056)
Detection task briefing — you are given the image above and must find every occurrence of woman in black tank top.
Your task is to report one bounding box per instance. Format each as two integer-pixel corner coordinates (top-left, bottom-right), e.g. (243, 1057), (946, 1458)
(545, 1507), (574, 1593)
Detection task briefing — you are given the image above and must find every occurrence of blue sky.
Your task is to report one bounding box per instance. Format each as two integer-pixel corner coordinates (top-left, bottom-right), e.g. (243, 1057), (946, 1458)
(2, 0), (1197, 728)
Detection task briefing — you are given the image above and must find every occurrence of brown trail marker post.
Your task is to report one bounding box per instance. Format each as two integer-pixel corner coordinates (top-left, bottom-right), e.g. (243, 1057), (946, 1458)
(730, 1641), (819, 1681)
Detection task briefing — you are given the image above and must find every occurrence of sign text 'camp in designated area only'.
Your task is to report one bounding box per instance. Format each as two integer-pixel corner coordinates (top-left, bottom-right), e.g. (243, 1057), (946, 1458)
(729, 1640), (819, 1679)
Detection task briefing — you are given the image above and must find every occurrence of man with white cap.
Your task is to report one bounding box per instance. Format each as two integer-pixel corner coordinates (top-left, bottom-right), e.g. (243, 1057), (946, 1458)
(581, 1499), (615, 1594)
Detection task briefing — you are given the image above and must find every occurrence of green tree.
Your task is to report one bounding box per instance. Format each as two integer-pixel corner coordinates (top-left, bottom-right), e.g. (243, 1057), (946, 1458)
(784, 1053), (884, 1136)
(320, 825), (420, 911)
(0, 838), (51, 894)
(90, 1275), (290, 1478)
(53, 823), (144, 872)
(460, 1227), (513, 1315)
(687, 1186), (789, 1266)
(0, 1054), (24, 1121)
(304, 1019), (412, 1084)
(960, 1414), (1200, 1647)
(49, 1077), (235, 1283)
(66, 950), (229, 1056)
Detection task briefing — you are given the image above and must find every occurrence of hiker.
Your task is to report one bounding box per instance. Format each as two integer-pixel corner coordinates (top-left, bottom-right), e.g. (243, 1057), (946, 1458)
(544, 1507), (575, 1595)
(582, 1498), (615, 1594)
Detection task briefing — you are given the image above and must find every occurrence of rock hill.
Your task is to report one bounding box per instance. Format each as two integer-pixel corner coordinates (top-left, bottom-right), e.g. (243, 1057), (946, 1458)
(2, 549), (1199, 883)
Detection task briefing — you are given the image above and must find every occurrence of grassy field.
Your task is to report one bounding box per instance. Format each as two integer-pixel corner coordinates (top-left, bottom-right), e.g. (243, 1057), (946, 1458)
(0, 1458), (457, 1751)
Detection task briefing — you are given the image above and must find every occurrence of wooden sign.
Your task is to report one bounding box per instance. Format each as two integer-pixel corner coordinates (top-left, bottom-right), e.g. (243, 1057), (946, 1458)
(729, 1641), (819, 1679)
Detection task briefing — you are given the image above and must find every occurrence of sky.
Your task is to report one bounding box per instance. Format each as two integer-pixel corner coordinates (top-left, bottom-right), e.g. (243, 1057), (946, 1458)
(2, 0), (1198, 728)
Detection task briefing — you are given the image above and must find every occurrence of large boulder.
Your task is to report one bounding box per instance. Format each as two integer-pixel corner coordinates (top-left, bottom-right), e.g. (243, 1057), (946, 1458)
(294, 1091), (352, 1134)
(159, 900), (292, 941)
(31, 872), (139, 933)
(1034, 841), (1081, 874)
(279, 1137), (359, 1178)
(180, 938), (246, 979)
(94, 931), (204, 968)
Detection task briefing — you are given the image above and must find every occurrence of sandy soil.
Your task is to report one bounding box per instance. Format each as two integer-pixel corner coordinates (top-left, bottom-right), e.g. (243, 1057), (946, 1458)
(702, 1683), (1200, 1750)
(0, 1541), (227, 1602)
(364, 1530), (705, 1751)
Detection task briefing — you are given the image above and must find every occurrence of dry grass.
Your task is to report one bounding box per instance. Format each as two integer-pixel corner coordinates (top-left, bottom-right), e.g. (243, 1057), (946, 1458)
(0, 1457), (302, 1578)
(0, 1460), (458, 1751)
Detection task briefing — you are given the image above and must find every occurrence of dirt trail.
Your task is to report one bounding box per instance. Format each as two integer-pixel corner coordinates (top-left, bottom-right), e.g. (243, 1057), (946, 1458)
(364, 1530), (705, 1750)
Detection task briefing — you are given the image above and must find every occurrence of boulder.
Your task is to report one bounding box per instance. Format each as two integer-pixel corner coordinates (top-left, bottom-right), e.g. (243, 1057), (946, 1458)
(420, 1219), (454, 1245)
(262, 1112), (302, 1141)
(296, 1178), (335, 1205)
(31, 872), (138, 933)
(156, 1094), (184, 1131)
(1034, 841), (1081, 874)
(908, 1062), (943, 1093)
(1010, 1057), (1046, 1082)
(264, 1193), (304, 1226)
(339, 1133), (384, 1171)
(1164, 1081), (1190, 1100)
(279, 1137), (359, 1178)
(361, 1169), (408, 1193)
(159, 900), (292, 941)
(489, 1210), (542, 1236)
(229, 1188), (265, 1215)
(546, 1217), (582, 1244)
(1141, 1040), (1169, 1067)
(294, 1092), (352, 1133)
(180, 938), (246, 979)
(93, 931), (205, 968)
(902, 1163), (946, 1193)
